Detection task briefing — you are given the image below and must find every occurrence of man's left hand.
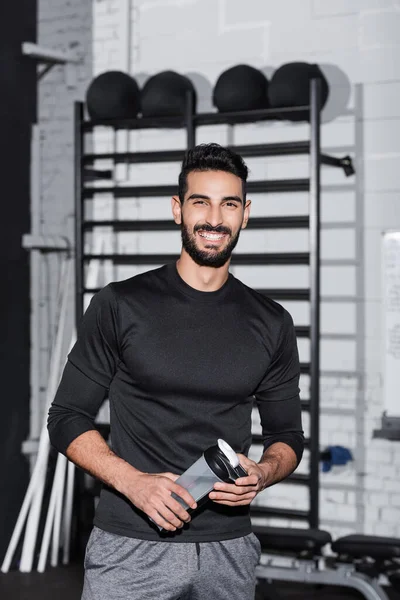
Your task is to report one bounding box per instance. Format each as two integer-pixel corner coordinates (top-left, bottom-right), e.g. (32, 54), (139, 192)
(208, 454), (270, 506)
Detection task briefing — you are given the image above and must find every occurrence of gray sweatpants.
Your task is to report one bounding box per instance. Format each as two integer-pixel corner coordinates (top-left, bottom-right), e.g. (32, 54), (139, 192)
(81, 526), (261, 600)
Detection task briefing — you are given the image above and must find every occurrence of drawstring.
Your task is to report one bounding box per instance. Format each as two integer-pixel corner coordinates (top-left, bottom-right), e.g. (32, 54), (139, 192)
(195, 542), (200, 569)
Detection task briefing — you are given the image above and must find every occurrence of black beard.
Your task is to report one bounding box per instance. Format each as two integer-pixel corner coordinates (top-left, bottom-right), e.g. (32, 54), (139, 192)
(180, 221), (241, 268)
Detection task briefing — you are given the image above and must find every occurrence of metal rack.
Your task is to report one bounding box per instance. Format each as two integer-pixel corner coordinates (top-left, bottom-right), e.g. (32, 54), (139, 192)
(74, 79), (354, 529)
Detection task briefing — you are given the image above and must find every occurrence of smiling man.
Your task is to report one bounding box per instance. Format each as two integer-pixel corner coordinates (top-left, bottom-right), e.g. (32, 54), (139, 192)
(48, 143), (304, 600)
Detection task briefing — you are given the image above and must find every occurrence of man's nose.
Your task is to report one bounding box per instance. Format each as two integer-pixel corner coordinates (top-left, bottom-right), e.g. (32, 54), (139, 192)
(205, 205), (223, 228)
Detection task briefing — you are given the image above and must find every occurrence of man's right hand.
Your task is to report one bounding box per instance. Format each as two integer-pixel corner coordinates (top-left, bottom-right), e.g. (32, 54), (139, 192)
(121, 471), (197, 532)
(64, 431), (197, 532)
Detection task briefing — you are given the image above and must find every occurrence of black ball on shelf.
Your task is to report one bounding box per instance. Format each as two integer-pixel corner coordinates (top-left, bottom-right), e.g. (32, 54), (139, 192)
(213, 65), (269, 113)
(85, 71), (141, 121)
(140, 71), (196, 118)
(268, 62), (329, 121)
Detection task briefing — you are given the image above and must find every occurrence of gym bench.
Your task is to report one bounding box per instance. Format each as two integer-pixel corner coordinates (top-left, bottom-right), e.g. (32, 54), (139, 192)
(254, 526), (400, 600)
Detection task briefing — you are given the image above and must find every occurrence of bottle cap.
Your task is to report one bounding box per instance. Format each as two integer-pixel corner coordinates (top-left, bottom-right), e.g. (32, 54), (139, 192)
(217, 439), (240, 467)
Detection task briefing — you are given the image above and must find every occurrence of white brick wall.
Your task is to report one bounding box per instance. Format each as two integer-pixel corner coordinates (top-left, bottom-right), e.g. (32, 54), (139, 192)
(37, 0), (400, 538)
(35, 0), (93, 428)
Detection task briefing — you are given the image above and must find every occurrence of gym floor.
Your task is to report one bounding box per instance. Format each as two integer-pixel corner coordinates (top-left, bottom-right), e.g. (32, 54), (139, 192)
(1, 564), (400, 600)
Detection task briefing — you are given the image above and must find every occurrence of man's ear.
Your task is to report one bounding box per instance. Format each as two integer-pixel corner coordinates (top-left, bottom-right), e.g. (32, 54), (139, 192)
(171, 195), (182, 225)
(241, 199), (251, 230)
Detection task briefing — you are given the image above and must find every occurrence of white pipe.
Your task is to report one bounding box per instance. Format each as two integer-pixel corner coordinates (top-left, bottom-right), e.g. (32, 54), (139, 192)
(51, 453), (67, 567)
(2, 259), (73, 573)
(38, 330), (75, 572)
(62, 459), (76, 565)
(4, 243), (105, 572)
(36, 476), (57, 573)
(29, 125), (42, 441)
(1, 454), (43, 572)
(19, 259), (73, 572)
(37, 452), (66, 572)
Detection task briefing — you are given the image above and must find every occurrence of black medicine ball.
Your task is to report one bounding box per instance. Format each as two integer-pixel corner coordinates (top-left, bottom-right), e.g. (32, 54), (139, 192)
(268, 62), (329, 121)
(213, 65), (269, 113)
(141, 71), (196, 118)
(86, 71), (141, 121)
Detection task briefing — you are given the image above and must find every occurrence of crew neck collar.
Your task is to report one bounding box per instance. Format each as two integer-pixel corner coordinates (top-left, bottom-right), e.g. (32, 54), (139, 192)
(167, 262), (234, 301)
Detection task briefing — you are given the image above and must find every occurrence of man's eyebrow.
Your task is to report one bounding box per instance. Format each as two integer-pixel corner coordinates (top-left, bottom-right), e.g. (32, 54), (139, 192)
(222, 195), (243, 203)
(186, 194), (210, 201)
(186, 194), (243, 203)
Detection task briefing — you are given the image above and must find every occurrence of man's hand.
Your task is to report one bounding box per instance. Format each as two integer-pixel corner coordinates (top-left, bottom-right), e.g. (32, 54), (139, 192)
(209, 443), (299, 507)
(120, 471), (197, 532)
(209, 454), (271, 506)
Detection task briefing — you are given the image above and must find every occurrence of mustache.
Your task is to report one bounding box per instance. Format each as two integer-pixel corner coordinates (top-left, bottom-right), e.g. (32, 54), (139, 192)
(193, 224), (232, 235)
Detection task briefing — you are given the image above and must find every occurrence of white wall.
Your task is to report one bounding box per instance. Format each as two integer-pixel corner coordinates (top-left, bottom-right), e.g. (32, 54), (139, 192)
(37, 0), (400, 537)
(35, 0), (93, 432)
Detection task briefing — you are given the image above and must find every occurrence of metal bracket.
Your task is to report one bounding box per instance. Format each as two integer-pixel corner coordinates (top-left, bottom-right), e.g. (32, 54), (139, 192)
(22, 234), (71, 252)
(321, 153), (355, 177)
(22, 42), (80, 82)
(373, 413), (400, 441)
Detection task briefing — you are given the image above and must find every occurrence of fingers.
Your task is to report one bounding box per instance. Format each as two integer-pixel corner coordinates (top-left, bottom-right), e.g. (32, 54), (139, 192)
(168, 493), (193, 523)
(210, 490), (257, 506)
(147, 476), (197, 531)
(159, 473), (197, 510)
(210, 470), (261, 506)
(149, 506), (183, 532)
(210, 488), (257, 500)
(170, 482), (197, 510)
(233, 474), (261, 486)
(213, 480), (259, 494)
(148, 495), (191, 532)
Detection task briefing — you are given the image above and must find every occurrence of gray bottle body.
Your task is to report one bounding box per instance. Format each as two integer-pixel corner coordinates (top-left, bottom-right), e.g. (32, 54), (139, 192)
(150, 440), (247, 531)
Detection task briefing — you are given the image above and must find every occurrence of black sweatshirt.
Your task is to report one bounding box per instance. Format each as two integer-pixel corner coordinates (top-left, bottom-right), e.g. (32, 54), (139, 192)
(48, 263), (304, 542)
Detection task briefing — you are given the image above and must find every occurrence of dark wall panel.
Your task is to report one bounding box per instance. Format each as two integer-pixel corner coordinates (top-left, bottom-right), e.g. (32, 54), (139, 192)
(0, 0), (37, 562)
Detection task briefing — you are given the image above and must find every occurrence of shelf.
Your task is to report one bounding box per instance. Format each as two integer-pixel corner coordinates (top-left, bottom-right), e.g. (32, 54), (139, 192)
(194, 106), (310, 126)
(81, 105), (311, 132)
(82, 143), (353, 178)
(82, 216), (309, 232)
(250, 506), (309, 521)
(255, 288), (310, 300)
(83, 184), (177, 199)
(83, 168), (113, 182)
(82, 115), (186, 132)
(230, 141), (310, 158)
(285, 473), (310, 485)
(248, 179), (309, 193)
(82, 142), (310, 165)
(295, 326), (310, 337)
(82, 178), (310, 199)
(83, 252), (310, 265)
(83, 149), (186, 165)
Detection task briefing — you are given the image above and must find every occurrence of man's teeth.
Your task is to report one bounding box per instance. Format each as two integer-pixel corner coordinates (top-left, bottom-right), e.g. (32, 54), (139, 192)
(198, 232), (225, 240)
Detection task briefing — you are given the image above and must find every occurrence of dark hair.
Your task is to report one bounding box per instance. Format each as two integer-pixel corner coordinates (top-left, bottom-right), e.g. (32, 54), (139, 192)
(178, 143), (248, 203)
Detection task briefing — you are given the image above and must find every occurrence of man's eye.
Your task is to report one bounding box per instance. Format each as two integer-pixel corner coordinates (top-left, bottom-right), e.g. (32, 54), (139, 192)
(226, 202), (238, 208)
(194, 200), (206, 205)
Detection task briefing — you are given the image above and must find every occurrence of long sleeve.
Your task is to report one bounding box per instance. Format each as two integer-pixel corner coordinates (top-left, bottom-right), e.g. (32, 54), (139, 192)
(254, 309), (304, 465)
(47, 285), (120, 454)
(47, 361), (108, 455)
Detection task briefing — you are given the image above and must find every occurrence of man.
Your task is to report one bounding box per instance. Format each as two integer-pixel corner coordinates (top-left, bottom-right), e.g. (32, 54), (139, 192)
(48, 143), (304, 600)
